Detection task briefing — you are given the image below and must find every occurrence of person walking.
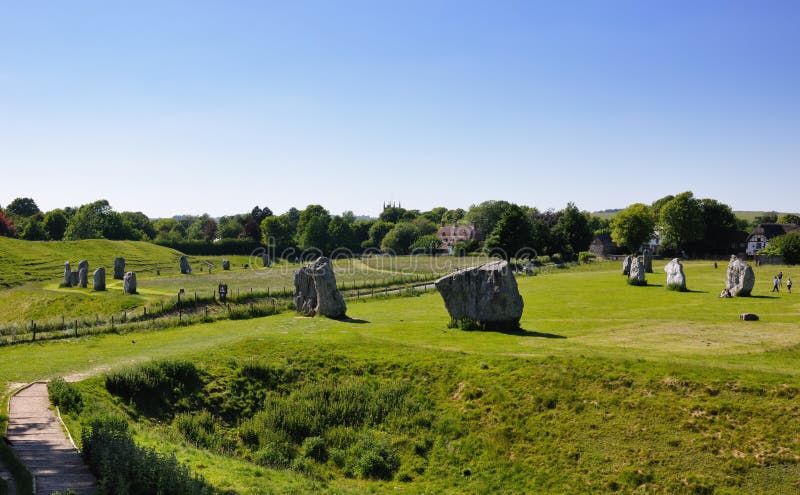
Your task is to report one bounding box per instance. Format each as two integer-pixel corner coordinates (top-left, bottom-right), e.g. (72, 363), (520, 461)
(772, 276), (780, 292)
(787, 277), (793, 294)
(777, 271), (783, 287)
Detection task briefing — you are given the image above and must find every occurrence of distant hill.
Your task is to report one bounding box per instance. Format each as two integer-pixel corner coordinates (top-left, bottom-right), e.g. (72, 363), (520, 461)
(0, 237), (185, 288)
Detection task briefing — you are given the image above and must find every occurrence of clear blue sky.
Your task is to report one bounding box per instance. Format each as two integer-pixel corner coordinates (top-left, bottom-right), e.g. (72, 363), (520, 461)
(2, 1), (798, 218)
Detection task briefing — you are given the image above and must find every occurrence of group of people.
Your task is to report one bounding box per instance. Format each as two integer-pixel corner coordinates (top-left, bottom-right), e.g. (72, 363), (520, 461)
(771, 271), (793, 293)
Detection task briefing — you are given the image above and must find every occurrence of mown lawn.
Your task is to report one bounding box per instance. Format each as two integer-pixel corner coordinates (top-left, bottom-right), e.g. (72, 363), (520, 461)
(2, 259), (799, 493)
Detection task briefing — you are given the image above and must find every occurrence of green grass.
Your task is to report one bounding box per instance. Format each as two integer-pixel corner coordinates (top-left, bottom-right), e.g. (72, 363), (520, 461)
(2, 259), (800, 493)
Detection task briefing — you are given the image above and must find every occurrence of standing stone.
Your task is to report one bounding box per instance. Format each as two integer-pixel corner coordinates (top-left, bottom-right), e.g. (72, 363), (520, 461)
(93, 267), (106, 291)
(622, 255), (632, 275)
(293, 257), (347, 318)
(123, 271), (137, 294)
(643, 249), (653, 273)
(664, 258), (686, 291)
(435, 260), (524, 329)
(63, 262), (72, 287)
(70, 271), (79, 287)
(114, 257), (125, 280)
(77, 260), (89, 288)
(222, 259), (231, 270)
(262, 254), (272, 268)
(628, 257), (646, 285)
(726, 255), (755, 297)
(180, 255), (192, 275)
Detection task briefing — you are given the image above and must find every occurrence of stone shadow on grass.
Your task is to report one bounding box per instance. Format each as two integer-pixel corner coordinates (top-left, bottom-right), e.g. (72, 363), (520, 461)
(340, 317), (370, 324)
(747, 295), (780, 299)
(497, 327), (566, 339)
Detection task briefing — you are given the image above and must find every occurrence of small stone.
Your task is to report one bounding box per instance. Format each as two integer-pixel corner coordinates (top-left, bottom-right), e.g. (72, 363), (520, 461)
(63, 262), (72, 287)
(222, 259), (231, 270)
(180, 255), (192, 275)
(123, 271), (137, 294)
(114, 257), (125, 280)
(93, 267), (106, 291)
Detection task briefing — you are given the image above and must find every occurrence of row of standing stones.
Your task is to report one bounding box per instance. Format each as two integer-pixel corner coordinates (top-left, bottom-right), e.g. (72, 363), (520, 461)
(63, 256), (137, 294)
(621, 253), (755, 297)
(291, 256), (525, 329)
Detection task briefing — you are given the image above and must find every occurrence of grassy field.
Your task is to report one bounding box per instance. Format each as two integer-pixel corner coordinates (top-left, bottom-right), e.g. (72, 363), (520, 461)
(1, 258), (799, 493)
(0, 239), (486, 325)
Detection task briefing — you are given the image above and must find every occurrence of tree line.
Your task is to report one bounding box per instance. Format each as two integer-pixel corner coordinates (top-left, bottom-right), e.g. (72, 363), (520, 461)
(1, 195), (798, 260)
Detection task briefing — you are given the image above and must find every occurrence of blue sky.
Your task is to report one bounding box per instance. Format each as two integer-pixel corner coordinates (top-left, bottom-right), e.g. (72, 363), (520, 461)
(1, 1), (798, 218)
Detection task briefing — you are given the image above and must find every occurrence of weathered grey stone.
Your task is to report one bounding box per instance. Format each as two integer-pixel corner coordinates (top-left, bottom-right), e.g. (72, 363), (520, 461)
(622, 255), (632, 275)
(726, 255), (755, 297)
(643, 249), (653, 273)
(180, 255), (192, 275)
(262, 254), (272, 268)
(435, 260), (524, 329)
(664, 258), (686, 291)
(114, 257), (125, 280)
(123, 271), (137, 294)
(70, 271), (79, 287)
(63, 262), (72, 287)
(222, 259), (231, 270)
(293, 257), (347, 318)
(93, 267), (106, 291)
(628, 256), (646, 285)
(77, 260), (89, 288)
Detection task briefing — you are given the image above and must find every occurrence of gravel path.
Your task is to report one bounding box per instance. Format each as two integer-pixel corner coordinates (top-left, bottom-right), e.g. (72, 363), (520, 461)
(7, 382), (95, 495)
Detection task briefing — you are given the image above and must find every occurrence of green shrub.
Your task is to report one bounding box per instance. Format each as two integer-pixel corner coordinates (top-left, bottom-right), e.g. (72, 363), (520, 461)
(447, 317), (483, 331)
(666, 282), (687, 292)
(577, 251), (596, 263)
(352, 433), (400, 480)
(47, 378), (84, 415)
(105, 360), (202, 416)
(174, 410), (232, 453)
(301, 436), (327, 462)
(81, 415), (214, 494)
(253, 440), (294, 469)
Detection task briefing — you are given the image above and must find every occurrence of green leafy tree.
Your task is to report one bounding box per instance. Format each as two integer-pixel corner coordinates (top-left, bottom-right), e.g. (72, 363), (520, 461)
(295, 205), (331, 251)
(261, 215), (295, 254)
(466, 200), (512, 236)
(552, 202), (593, 258)
(694, 199), (739, 254)
(658, 192), (704, 253)
(409, 234), (442, 254)
(19, 218), (49, 240)
(218, 216), (245, 239)
(43, 209), (68, 240)
(484, 204), (534, 260)
(328, 215), (357, 251)
(778, 213), (800, 225)
(6, 197), (40, 217)
(365, 220), (395, 248)
(202, 218), (218, 242)
(380, 222), (420, 254)
(121, 211), (156, 240)
(611, 203), (655, 253)
(379, 205), (407, 224)
(650, 194), (675, 220)
(422, 207), (447, 224)
(442, 208), (466, 225)
(754, 211), (778, 225)
(762, 232), (800, 264)
(63, 200), (113, 240)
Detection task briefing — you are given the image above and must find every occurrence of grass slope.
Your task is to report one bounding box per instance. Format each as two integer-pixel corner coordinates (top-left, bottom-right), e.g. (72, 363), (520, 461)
(2, 260), (800, 493)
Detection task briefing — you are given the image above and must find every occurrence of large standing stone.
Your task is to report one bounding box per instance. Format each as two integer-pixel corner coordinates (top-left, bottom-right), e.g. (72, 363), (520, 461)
(77, 260), (89, 288)
(262, 254), (272, 268)
(93, 267), (106, 291)
(222, 259), (231, 270)
(70, 271), (79, 287)
(435, 260), (524, 329)
(664, 258), (686, 291)
(628, 256), (646, 285)
(63, 262), (72, 287)
(622, 255), (632, 275)
(123, 271), (137, 294)
(180, 255), (192, 275)
(643, 249), (653, 273)
(726, 255), (755, 297)
(293, 257), (347, 318)
(114, 257), (125, 280)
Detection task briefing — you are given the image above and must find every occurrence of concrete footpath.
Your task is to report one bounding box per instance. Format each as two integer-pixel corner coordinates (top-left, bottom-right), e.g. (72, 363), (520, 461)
(7, 382), (95, 495)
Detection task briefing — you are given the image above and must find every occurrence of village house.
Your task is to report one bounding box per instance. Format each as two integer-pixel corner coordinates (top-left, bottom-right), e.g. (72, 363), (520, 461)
(437, 224), (480, 253)
(588, 233), (619, 258)
(746, 223), (800, 255)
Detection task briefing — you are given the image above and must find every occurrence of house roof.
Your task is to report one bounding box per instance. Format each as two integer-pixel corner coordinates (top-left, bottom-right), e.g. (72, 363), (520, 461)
(749, 223), (800, 239)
